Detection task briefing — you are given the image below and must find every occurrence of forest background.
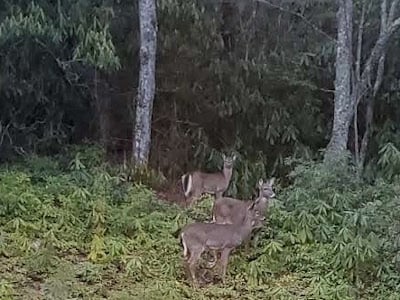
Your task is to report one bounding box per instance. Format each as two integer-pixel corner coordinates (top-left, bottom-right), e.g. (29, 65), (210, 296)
(2, 0), (400, 299)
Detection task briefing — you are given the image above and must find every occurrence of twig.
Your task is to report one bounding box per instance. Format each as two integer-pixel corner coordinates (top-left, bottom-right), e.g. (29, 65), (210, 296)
(319, 88), (335, 94)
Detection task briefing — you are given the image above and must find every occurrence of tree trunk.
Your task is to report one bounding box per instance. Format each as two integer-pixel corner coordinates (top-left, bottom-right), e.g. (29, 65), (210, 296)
(355, 0), (400, 168)
(133, 0), (157, 165)
(93, 69), (109, 150)
(359, 53), (386, 166)
(325, 0), (353, 162)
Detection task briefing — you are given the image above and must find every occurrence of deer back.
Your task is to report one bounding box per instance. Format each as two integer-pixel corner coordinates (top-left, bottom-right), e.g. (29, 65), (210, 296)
(212, 196), (249, 224)
(212, 178), (275, 225)
(182, 154), (236, 198)
(181, 202), (259, 250)
(192, 170), (229, 194)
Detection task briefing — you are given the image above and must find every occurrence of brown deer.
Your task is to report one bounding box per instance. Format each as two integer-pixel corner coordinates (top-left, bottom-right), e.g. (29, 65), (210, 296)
(181, 154), (236, 206)
(212, 178), (275, 225)
(203, 178), (275, 265)
(180, 202), (263, 286)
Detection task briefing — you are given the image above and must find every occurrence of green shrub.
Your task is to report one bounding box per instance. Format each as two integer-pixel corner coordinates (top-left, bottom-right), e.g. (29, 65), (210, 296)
(0, 149), (399, 298)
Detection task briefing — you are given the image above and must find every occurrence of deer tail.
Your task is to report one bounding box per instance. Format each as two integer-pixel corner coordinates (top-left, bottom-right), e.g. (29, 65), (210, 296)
(181, 173), (192, 198)
(181, 232), (188, 259)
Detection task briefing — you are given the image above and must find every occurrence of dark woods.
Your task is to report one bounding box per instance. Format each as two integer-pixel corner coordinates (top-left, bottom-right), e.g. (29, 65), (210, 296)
(3, 1), (400, 299)
(1, 1), (400, 194)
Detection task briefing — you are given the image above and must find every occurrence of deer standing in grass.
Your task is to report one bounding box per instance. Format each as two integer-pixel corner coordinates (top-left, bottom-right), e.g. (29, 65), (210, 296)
(181, 154), (236, 207)
(180, 202), (263, 286)
(204, 178), (275, 265)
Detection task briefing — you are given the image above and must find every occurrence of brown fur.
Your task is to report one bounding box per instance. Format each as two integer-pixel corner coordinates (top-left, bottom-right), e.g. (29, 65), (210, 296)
(212, 178), (275, 225)
(180, 203), (262, 286)
(181, 154), (236, 207)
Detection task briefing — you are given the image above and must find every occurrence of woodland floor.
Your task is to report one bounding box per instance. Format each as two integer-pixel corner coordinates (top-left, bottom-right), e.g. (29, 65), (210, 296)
(0, 152), (398, 299)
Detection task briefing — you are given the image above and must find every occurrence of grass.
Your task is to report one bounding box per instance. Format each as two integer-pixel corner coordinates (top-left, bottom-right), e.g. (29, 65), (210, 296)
(0, 148), (399, 299)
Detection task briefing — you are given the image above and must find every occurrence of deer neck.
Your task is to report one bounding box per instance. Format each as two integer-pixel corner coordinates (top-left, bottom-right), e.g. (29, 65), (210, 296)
(237, 217), (254, 239)
(255, 197), (269, 213)
(222, 166), (233, 181)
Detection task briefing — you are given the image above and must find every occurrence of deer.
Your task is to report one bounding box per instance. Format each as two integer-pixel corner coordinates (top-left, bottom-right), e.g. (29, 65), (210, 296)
(202, 178), (275, 265)
(181, 154), (236, 207)
(180, 202), (263, 286)
(212, 178), (276, 225)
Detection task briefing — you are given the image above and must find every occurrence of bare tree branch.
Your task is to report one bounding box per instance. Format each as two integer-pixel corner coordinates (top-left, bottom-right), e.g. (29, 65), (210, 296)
(320, 88), (335, 94)
(389, 16), (400, 32)
(374, 54), (386, 97)
(360, 21), (400, 95)
(389, 0), (400, 23)
(356, 0), (368, 81)
(358, 0), (400, 168)
(382, 0), (388, 30)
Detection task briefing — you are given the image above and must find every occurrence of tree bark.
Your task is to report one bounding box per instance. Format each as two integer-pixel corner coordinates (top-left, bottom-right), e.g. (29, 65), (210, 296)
(325, 0), (353, 162)
(359, 53), (385, 167)
(133, 0), (157, 165)
(325, 0), (400, 164)
(356, 0), (400, 167)
(353, 0), (368, 167)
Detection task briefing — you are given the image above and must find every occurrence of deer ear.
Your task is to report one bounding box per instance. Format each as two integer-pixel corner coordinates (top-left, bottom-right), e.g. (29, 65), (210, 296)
(222, 153), (226, 160)
(258, 178), (264, 187)
(232, 154), (237, 161)
(268, 177), (275, 186)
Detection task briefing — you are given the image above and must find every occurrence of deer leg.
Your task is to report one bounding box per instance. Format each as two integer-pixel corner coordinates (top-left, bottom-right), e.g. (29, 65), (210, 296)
(186, 197), (194, 208)
(198, 268), (212, 284)
(181, 239), (193, 282)
(187, 189), (201, 207)
(205, 250), (219, 269)
(215, 191), (223, 199)
(252, 231), (260, 248)
(185, 196), (192, 208)
(183, 259), (192, 282)
(187, 248), (203, 287)
(219, 248), (232, 283)
(184, 191), (192, 207)
(245, 228), (263, 253)
(243, 234), (252, 254)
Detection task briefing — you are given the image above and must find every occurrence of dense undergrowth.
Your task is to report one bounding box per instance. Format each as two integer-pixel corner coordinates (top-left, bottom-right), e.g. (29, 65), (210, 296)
(1, 146), (400, 299)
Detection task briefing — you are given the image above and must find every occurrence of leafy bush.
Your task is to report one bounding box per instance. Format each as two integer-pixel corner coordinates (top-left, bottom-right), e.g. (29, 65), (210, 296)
(1, 147), (400, 299)
(262, 160), (400, 298)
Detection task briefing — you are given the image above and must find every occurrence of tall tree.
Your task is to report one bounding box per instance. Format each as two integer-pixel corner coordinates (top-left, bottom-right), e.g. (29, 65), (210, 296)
(325, 0), (400, 164)
(325, 0), (353, 162)
(133, 0), (157, 165)
(357, 0), (400, 167)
